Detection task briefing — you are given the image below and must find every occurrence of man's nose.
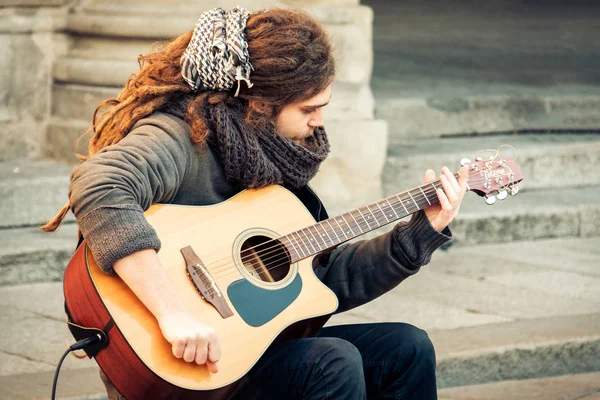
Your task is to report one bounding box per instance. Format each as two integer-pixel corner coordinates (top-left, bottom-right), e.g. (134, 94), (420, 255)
(308, 109), (324, 128)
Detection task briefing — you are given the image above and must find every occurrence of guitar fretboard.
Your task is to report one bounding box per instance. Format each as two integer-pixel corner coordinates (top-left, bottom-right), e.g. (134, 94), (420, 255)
(281, 177), (453, 262)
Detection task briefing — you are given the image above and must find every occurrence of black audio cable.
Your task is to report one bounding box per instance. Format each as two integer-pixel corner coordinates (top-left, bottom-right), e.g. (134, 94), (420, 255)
(51, 334), (104, 400)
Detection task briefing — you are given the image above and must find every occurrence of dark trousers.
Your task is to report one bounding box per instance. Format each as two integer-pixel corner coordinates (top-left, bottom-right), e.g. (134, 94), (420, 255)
(100, 322), (437, 400)
(232, 322), (438, 400)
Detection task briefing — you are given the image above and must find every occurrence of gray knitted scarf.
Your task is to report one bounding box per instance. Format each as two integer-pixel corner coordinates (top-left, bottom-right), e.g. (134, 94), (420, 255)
(206, 102), (330, 189)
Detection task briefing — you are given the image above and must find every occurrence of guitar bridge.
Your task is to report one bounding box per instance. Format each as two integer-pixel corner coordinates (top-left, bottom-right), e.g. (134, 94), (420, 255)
(180, 246), (234, 319)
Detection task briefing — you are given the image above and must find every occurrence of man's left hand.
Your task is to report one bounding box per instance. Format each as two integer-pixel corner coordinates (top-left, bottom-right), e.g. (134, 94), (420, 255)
(423, 165), (469, 232)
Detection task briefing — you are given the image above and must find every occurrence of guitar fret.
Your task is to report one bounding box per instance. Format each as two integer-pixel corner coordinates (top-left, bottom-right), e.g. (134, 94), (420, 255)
(282, 237), (299, 261)
(430, 183), (438, 197)
(289, 232), (305, 259)
(307, 226), (323, 251)
(348, 210), (364, 233)
(301, 229), (317, 253)
(366, 204), (379, 227)
(326, 219), (341, 242)
(385, 198), (400, 219)
(376, 202), (390, 223)
(311, 225), (324, 248)
(357, 208), (371, 230)
(396, 194), (409, 214)
(341, 214), (356, 236)
(407, 191), (419, 209)
(295, 231), (311, 257)
(320, 221), (335, 245)
(419, 187), (431, 206)
(334, 218), (349, 239)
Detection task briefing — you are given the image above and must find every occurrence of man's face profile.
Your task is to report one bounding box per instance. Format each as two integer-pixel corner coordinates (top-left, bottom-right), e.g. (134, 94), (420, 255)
(275, 84), (332, 144)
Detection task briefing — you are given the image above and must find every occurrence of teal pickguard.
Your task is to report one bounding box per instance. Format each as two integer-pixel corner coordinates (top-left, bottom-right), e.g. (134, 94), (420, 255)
(227, 275), (302, 327)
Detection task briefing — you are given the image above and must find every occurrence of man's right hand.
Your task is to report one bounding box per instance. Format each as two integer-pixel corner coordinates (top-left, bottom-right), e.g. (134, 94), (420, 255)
(113, 249), (221, 373)
(158, 310), (221, 373)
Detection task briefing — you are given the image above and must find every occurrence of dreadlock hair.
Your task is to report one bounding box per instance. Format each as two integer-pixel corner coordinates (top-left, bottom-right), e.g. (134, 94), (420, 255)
(42, 8), (336, 232)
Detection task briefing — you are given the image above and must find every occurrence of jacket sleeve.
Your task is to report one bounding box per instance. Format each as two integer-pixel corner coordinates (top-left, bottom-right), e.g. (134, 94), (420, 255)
(68, 117), (193, 274)
(313, 210), (451, 313)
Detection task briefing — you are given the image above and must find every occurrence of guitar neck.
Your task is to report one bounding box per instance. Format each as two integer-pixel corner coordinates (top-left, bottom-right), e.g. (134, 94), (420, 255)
(282, 176), (454, 263)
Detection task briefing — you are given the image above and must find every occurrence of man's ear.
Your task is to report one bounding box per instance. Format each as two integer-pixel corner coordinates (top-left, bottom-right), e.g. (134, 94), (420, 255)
(249, 99), (273, 115)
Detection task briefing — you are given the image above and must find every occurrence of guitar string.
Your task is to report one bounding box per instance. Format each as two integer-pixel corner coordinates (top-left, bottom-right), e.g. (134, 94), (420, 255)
(207, 177), (454, 276)
(204, 174), (499, 279)
(208, 173), (511, 275)
(200, 173), (458, 273)
(194, 174), (512, 299)
(185, 161), (515, 275)
(196, 175), (506, 290)
(188, 159), (518, 297)
(228, 166), (517, 270)
(193, 182), (451, 298)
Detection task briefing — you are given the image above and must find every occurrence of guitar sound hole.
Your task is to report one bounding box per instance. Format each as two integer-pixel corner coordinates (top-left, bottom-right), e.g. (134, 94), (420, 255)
(240, 235), (291, 284)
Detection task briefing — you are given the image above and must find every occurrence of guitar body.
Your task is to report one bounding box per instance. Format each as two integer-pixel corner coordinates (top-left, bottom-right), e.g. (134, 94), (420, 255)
(64, 185), (339, 399)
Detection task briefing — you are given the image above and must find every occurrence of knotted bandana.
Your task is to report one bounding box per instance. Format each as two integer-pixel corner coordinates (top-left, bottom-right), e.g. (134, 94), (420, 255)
(181, 7), (253, 96)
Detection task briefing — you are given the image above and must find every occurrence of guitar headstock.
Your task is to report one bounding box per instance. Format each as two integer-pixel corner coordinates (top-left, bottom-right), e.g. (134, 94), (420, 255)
(461, 148), (523, 205)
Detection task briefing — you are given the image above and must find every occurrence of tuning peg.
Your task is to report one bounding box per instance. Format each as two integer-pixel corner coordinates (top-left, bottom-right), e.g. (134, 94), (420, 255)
(460, 158), (471, 166)
(485, 195), (496, 205)
(497, 190), (508, 200)
(510, 185), (519, 196)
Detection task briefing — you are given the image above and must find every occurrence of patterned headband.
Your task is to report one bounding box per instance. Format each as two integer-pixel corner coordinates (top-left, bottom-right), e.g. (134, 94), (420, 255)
(180, 6), (253, 96)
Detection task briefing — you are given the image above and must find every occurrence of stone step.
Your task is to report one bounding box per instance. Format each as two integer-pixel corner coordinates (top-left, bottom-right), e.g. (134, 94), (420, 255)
(0, 366), (106, 400)
(329, 235), (600, 386)
(449, 185), (600, 245)
(44, 117), (92, 163)
(383, 132), (600, 192)
(438, 372), (600, 400)
(367, 0), (600, 138)
(0, 224), (78, 286)
(431, 313), (600, 389)
(376, 95), (600, 140)
(0, 160), (74, 229)
(50, 81), (374, 124)
(32, 371), (600, 400)
(61, 5), (373, 88)
(53, 58), (134, 88)
(51, 84), (119, 121)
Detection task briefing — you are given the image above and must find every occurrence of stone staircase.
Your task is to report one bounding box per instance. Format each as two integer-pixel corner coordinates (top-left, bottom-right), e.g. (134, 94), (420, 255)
(349, 0), (600, 394)
(363, 0), (600, 247)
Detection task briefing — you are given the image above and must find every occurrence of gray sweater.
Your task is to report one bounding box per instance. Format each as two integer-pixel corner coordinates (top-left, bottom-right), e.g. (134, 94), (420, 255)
(69, 112), (451, 313)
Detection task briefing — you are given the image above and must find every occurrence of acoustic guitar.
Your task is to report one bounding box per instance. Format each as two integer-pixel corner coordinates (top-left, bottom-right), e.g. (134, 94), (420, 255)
(63, 154), (523, 399)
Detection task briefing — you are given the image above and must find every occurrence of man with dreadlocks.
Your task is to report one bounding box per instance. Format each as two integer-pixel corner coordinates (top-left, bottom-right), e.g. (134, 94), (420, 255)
(45, 7), (467, 400)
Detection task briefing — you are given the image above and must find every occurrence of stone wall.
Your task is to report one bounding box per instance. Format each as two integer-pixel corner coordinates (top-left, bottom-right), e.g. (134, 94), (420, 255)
(1, 0), (387, 215)
(0, 2), (70, 161)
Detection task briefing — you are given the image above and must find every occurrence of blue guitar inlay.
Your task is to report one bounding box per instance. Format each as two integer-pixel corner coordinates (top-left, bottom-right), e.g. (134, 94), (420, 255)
(227, 275), (302, 327)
